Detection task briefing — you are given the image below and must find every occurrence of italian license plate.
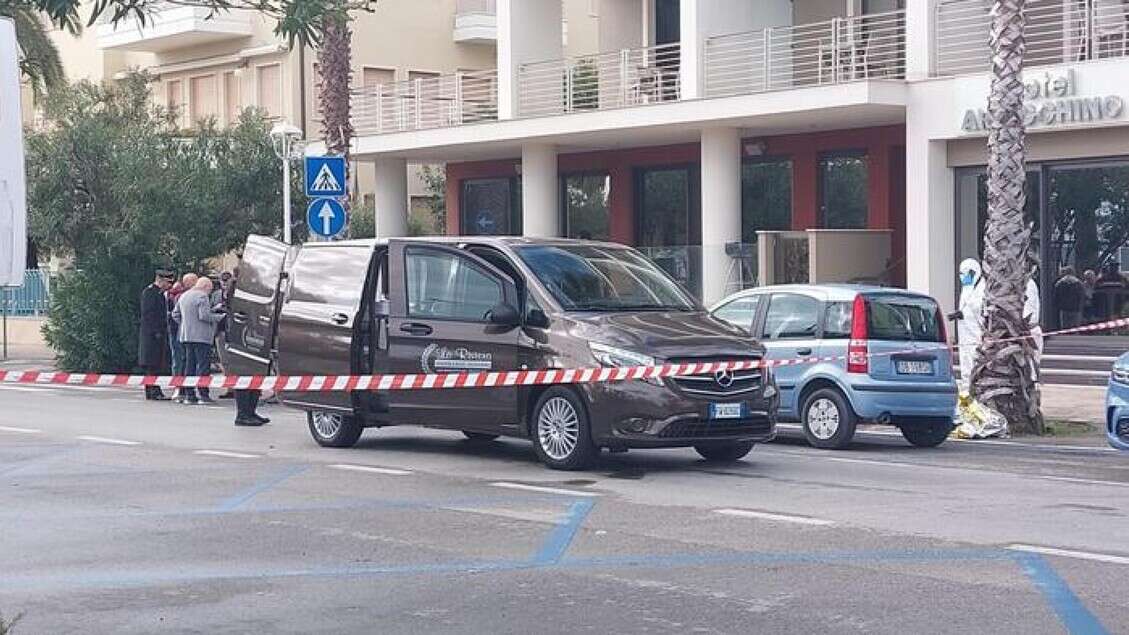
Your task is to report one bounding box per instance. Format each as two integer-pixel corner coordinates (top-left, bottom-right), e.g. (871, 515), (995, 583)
(896, 360), (933, 375)
(709, 403), (744, 420)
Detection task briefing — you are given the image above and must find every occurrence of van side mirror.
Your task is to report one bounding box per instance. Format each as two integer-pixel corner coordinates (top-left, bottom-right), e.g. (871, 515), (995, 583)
(486, 302), (520, 326)
(526, 308), (551, 329)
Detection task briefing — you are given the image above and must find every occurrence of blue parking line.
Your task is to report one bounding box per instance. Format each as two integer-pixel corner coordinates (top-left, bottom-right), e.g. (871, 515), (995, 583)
(1012, 552), (1109, 635)
(217, 464), (309, 512)
(532, 500), (595, 565)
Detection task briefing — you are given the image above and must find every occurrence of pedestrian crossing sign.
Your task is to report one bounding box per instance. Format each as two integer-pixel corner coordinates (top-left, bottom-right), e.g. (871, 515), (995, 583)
(304, 155), (347, 197)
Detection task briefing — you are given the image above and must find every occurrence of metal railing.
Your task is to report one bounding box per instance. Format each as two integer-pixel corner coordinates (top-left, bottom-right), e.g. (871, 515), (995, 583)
(935, 0), (1129, 77)
(705, 10), (906, 99)
(455, 0), (496, 15)
(1, 270), (51, 317)
(351, 69), (498, 135)
(516, 42), (682, 118)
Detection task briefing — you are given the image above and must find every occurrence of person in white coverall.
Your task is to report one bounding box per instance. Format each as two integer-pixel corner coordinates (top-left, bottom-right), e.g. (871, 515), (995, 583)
(953, 258), (984, 391)
(1025, 274), (1043, 363)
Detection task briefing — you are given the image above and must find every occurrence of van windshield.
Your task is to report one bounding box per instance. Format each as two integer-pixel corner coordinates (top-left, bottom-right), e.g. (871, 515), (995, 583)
(866, 294), (944, 342)
(515, 245), (696, 312)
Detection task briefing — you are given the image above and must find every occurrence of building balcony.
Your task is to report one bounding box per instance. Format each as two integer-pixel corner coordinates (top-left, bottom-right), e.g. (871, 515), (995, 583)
(352, 70), (498, 136)
(935, 0), (1129, 77)
(96, 2), (254, 53)
(454, 0), (497, 45)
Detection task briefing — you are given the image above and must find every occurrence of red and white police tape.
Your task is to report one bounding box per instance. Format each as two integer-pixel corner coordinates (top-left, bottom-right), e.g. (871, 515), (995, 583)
(4, 316), (1129, 392)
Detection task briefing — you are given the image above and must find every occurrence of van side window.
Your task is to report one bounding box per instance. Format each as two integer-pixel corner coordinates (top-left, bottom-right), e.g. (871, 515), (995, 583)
(823, 301), (852, 339)
(762, 294), (820, 339)
(406, 248), (503, 321)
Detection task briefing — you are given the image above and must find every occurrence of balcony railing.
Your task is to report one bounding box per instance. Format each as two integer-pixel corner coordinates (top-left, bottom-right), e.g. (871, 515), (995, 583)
(705, 10), (906, 99)
(936, 0), (1129, 77)
(454, 0), (496, 44)
(455, 0), (496, 14)
(516, 42), (682, 118)
(352, 70), (498, 136)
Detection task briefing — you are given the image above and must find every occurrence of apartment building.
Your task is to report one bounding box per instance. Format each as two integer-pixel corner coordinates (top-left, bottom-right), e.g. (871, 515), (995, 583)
(51, 0), (600, 210)
(348, 0), (1129, 357)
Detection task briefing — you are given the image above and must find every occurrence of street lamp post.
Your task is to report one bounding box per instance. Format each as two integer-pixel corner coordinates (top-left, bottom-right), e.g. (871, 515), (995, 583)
(269, 122), (304, 244)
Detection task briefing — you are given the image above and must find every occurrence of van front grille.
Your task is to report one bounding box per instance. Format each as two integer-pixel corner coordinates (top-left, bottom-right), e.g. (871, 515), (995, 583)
(658, 418), (773, 439)
(666, 356), (762, 397)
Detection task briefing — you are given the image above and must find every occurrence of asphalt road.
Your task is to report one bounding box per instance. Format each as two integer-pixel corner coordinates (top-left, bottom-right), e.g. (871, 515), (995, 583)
(1, 382), (1127, 634)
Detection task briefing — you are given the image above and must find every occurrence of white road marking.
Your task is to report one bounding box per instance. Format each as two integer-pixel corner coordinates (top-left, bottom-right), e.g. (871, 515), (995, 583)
(193, 450), (261, 459)
(714, 508), (836, 527)
(1039, 475), (1129, 488)
(329, 464), (412, 476)
(1008, 544), (1129, 565)
(778, 423), (1118, 452)
(0, 425), (41, 434)
(0, 385), (52, 393)
(76, 435), (140, 446)
(490, 481), (601, 497)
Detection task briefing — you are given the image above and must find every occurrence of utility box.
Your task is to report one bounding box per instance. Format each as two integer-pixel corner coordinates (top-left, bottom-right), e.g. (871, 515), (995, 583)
(0, 17), (27, 288)
(757, 229), (894, 287)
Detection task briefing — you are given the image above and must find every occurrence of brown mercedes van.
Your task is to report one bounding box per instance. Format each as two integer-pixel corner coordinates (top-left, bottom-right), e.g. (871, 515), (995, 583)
(223, 235), (778, 470)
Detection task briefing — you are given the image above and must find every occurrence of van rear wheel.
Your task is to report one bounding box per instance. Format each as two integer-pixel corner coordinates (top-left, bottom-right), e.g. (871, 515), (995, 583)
(530, 387), (597, 471)
(801, 388), (857, 450)
(308, 411), (363, 448)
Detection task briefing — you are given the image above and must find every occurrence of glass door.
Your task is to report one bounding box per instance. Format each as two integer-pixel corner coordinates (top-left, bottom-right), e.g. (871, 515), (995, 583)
(635, 165), (701, 297)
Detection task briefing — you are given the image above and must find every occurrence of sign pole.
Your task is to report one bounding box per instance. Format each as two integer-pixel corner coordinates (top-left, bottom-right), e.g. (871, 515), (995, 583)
(282, 152), (293, 245)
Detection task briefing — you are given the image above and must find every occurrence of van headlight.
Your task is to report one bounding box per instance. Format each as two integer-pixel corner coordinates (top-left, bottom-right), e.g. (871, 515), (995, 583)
(589, 342), (662, 386)
(1113, 366), (1129, 385)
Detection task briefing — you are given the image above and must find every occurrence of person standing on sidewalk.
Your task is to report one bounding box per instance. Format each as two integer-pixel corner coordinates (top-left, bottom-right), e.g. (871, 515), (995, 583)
(1053, 267), (1085, 330)
(166, 273), (197, 402)
(138, 270), (175, 401)
(172, 277), (226, 405)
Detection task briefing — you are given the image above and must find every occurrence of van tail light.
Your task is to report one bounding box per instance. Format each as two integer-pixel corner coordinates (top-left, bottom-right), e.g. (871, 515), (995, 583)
(847, 295), (869, 374)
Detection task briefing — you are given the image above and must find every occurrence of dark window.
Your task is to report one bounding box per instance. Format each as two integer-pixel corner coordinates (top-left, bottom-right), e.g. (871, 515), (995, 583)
(762, 294), (820, 340)
(713, 295), (761, 333)
(636, 166), (700, 296)
(741, 159), (793, 243)
(405, 248), (502, 321)
(461, 177), (521, 236)
(654, 0), (680, 45)
(562, 173), (611, 240)
(819, 151), (869, 229)
(866, 294), (943, 342)
(823, 301), (853, 339)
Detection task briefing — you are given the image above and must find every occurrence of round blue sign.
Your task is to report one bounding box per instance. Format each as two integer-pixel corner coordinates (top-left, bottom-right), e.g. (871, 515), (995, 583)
(307, 198), (347, 237)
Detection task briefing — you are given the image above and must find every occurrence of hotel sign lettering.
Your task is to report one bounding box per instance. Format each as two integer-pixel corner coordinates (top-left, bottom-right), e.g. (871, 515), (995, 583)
(960, 70), (1124, 133)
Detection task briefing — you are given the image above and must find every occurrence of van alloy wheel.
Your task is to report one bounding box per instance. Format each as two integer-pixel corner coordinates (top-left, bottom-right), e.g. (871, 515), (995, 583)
(312, 412), (343, 439)
(537, 396), (580, 461)
(807, 398), (840, 440)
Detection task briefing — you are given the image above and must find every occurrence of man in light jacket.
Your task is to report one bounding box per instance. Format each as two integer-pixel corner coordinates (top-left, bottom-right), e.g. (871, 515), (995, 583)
(172, 277), (226, 405)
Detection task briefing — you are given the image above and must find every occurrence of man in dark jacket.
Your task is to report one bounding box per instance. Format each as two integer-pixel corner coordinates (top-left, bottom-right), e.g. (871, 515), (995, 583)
(139, 270), (175, 400)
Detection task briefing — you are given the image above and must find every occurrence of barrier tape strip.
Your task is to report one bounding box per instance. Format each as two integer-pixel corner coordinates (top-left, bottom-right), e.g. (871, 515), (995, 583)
(3, 316), (1129, 392)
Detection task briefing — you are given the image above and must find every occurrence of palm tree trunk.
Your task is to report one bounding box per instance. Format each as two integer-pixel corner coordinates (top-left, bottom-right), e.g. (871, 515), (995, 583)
(971, 0), (1043, 435)
(316, 7), (354, 236)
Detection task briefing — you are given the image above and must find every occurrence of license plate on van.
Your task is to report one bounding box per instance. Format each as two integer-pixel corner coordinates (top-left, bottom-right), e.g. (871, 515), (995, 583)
(896, 360), (933, 375)
(709, 403), (744, 420)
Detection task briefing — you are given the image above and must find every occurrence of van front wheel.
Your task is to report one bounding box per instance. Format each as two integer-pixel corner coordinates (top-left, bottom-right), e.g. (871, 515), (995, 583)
(308, 411), (363, 448)
(531, 388), (597, 471)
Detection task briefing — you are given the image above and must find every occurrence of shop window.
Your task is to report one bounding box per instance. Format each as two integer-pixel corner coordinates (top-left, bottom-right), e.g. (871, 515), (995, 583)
(223, 71), (241, 125)
(819, 151), (868, 229)
(741, 159), (793, 242)
(462, 177), (521, 236)
(363, 67), (396, 89)
(166, 80), (184, 127)
(562, 173), (611, 241)
(635, 165), (700, 296)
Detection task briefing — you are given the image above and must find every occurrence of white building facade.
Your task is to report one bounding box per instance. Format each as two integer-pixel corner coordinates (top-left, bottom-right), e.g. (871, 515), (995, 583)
(356, 0), (1129, 346)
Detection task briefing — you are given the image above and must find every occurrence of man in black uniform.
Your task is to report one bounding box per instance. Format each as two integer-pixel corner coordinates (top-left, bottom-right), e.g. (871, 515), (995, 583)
(139, 270), (175, 400)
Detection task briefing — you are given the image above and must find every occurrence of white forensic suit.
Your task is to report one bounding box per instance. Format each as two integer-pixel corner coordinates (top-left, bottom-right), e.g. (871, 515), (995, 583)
(956, 258), (985, 391)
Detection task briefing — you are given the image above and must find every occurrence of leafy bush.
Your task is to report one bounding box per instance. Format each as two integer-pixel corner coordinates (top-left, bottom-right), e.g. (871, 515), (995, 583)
(27, 74), (301, 372)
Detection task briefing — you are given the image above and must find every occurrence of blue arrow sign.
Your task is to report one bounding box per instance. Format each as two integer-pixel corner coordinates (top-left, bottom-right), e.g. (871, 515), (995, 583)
(307, 198), (347, 238)
(304, 156), (347, 197)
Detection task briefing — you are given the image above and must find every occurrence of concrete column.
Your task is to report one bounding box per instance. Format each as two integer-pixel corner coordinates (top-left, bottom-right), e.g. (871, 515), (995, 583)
(521, 143), (559, 237)
(905, 114), (955, 313)
(497, 0), (563, 120)
(700, 127), (742, 306)
(374, 158), (408, 238)
(904, 0), (936, 81)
